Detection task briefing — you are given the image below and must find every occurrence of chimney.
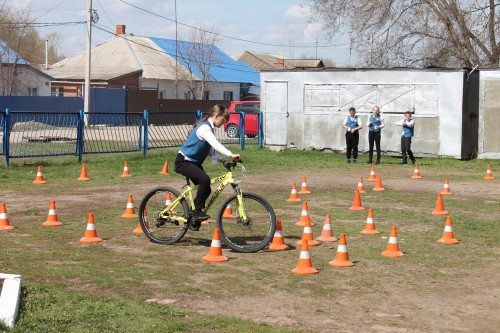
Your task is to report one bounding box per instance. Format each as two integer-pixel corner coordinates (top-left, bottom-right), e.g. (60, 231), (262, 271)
(274, 58), (285, 67)
(115, 25), (126, 36)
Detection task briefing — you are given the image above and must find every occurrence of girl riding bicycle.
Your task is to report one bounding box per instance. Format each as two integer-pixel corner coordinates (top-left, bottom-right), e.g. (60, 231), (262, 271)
(174, 104), (240, 231)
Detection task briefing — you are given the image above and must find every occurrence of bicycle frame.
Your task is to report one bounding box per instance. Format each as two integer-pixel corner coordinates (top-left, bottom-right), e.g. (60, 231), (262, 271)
(158, 168), (247, 225)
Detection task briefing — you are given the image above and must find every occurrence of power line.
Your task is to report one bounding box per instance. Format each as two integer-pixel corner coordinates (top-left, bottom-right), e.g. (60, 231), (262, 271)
(0, 22), (86, 27)
(116, 0), (351, 49)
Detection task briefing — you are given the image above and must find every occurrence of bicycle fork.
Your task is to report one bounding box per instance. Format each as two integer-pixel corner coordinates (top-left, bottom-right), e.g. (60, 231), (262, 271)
(232, 185), (248, 223)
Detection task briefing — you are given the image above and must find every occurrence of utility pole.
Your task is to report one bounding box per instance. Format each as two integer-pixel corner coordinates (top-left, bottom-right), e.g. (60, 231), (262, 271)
(175, 0), (178, 99)
(84, 0), (92, 124)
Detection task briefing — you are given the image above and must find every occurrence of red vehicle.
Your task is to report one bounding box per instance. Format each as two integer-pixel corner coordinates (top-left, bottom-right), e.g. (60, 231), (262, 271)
(224, 101), (261, 138)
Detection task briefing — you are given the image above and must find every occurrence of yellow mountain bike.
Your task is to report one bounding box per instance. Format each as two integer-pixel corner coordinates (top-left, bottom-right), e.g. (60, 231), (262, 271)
(138, 161), (276, 253)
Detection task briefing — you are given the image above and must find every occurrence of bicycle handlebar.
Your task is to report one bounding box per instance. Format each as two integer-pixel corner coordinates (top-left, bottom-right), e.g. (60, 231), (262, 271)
(222, 157), (243, 170)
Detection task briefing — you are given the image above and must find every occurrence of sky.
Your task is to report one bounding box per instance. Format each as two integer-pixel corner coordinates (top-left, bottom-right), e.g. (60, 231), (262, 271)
(9, 0), (353, 66)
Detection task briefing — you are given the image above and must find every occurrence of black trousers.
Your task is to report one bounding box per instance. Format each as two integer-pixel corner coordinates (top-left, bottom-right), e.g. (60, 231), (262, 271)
(174, 153), (211, 212)
(345, 131), (359, 160)
(401, 136), (415, 163)
(368, 131), (381, 162)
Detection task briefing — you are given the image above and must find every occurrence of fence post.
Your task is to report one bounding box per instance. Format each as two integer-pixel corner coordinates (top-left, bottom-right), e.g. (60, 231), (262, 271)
(196, 109), (202, 122)
(77, 110), (84, 163)
(143, 110), (148, 158)
(239, 112), (245, 151)
(258, 111), (263, 148)
(3, 108), (10, 167)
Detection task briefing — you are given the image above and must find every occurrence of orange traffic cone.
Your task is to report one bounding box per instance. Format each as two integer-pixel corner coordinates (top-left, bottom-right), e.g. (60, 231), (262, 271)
(329, 233), (354, 267)
(432, 194), (449, 215)
(437, 215), (459, 244)
(291, 239), (318, 275)
(287, 182), (301, 202)
(80, 212), (103, 243)
(296, 201), (314, 226)
(42, 200), (62, 226)
(78, 163), (90, 181)
(355, 177), (366, 193)
(440, 178), (453, 195)
(268, 220), (290, 251)
(222, 194), (234, 218)
(133, 210), (152, 235)
(368, 166), (377, 182)
(484, 164), (495, 180)
(298, 177), (311, 194)
(411, 164), (422, 179)
(120, 161), (131, 177)
(381, 226), (404, 257)
(349, 189), (365, 211)
(0, 203), (14, 231)
(296, 215), (320, 246)
(360, 208), (380, 234)
(372, 175), (386, 191)
(202, 228), (228, 262)
(160, 160), (169, 175)
(315, 214), (337, 242)
(121, 194), (138, 218)
(33, 165), (47, 184)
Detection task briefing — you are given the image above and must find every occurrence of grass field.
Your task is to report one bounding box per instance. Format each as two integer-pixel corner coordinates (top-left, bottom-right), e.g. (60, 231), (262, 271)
(0, 147), (499, 332)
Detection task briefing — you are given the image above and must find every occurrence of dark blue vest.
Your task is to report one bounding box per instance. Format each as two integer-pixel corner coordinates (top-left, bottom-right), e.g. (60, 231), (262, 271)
(180, 121), (213, 165)
(369, 115), (382, 133)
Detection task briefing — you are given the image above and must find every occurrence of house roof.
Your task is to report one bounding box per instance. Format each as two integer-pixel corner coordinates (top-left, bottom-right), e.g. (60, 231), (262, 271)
(44, 35), (259, 84)
(0, 39), (29, 65)
(232, 51), (325, 71)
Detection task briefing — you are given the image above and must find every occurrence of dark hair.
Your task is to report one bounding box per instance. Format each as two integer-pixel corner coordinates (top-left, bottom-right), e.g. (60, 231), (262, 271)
(405, 111), (412, 116)
(194, 104), (229, 127)
(349, 107), (356, 113)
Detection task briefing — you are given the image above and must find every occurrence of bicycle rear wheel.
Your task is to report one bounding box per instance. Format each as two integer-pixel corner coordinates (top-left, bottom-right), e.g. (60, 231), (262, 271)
(217, 192), (276, 253)
(138, 187), (189, 245)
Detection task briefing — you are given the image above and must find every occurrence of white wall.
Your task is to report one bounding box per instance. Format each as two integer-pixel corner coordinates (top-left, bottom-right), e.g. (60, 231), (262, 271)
(478, 69), (500, 159)
(142, 79), (240, 100)
(261, 69), (470, 159)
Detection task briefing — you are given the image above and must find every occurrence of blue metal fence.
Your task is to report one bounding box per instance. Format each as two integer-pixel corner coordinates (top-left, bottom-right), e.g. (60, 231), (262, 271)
(0, 109), (262, 166)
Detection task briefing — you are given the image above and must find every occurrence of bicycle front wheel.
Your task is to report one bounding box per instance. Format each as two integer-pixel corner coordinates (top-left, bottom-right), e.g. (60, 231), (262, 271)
(217, 193), (276, 253)
(138, 187), (189, 245)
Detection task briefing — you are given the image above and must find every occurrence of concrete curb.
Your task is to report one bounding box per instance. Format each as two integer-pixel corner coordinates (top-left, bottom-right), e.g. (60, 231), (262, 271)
(0, 273), (22, 328)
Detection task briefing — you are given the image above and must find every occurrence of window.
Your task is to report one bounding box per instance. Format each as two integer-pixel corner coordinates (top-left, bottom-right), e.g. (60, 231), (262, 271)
(77, 87), (83, 97)
(204, 91), (210, 100)
(28, 87), (38, 96)
(159, 90), (165, 99)
(51, 87), (64, 96)
(223, 91), (233, 101)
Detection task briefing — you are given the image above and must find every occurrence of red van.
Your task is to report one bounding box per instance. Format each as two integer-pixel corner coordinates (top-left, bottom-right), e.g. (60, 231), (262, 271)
(224, 101), (260, 138)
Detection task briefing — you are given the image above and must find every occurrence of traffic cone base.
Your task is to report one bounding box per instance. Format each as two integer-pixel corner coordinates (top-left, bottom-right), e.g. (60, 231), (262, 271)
(298, 177), (311, 194)
(360, 208), (380, 234)
(0, 203), (14, 230)
(268, 220), (289, 251)
(315, 214), (337, 242)
(121, 194), (138, 218)
(329, 234), (354, 267)
(42, 200), (62, 226)
(33, 166), (47, 184)
(437, 216), (459, 244)
(78, 163), (90, 181)
(484, 164), (495, 180)
(203, 228), (228, 262)
(381, 226), (404, 257)
(349, 189), (365, 211)
(80, 213), (102, 243)
(291, 241), (318, 275)
(160, 161), (169, 175)
(432, 194), (449, 215)
(287, 182), (301, 202)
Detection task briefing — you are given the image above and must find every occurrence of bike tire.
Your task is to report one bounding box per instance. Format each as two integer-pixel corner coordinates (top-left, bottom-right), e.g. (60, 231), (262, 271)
(217, 192), (276, 253)
(138, 186), (189, 245)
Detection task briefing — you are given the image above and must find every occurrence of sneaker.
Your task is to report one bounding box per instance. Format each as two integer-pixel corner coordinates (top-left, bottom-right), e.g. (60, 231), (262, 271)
(374, 161), (380, 165)
(188, 219), (201, 231)
(352, 159), (357, 163)
(412, 160), (417, 166)
(367, 160), (373, 164)
(347, 159), (351, 163)
(193, 211), (210, 222)
(399, 162), (408, 165)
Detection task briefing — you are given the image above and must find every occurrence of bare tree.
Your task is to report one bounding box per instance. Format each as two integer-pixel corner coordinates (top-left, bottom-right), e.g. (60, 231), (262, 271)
(177, 25), (224, 100)
(305, 0), (500, 68)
